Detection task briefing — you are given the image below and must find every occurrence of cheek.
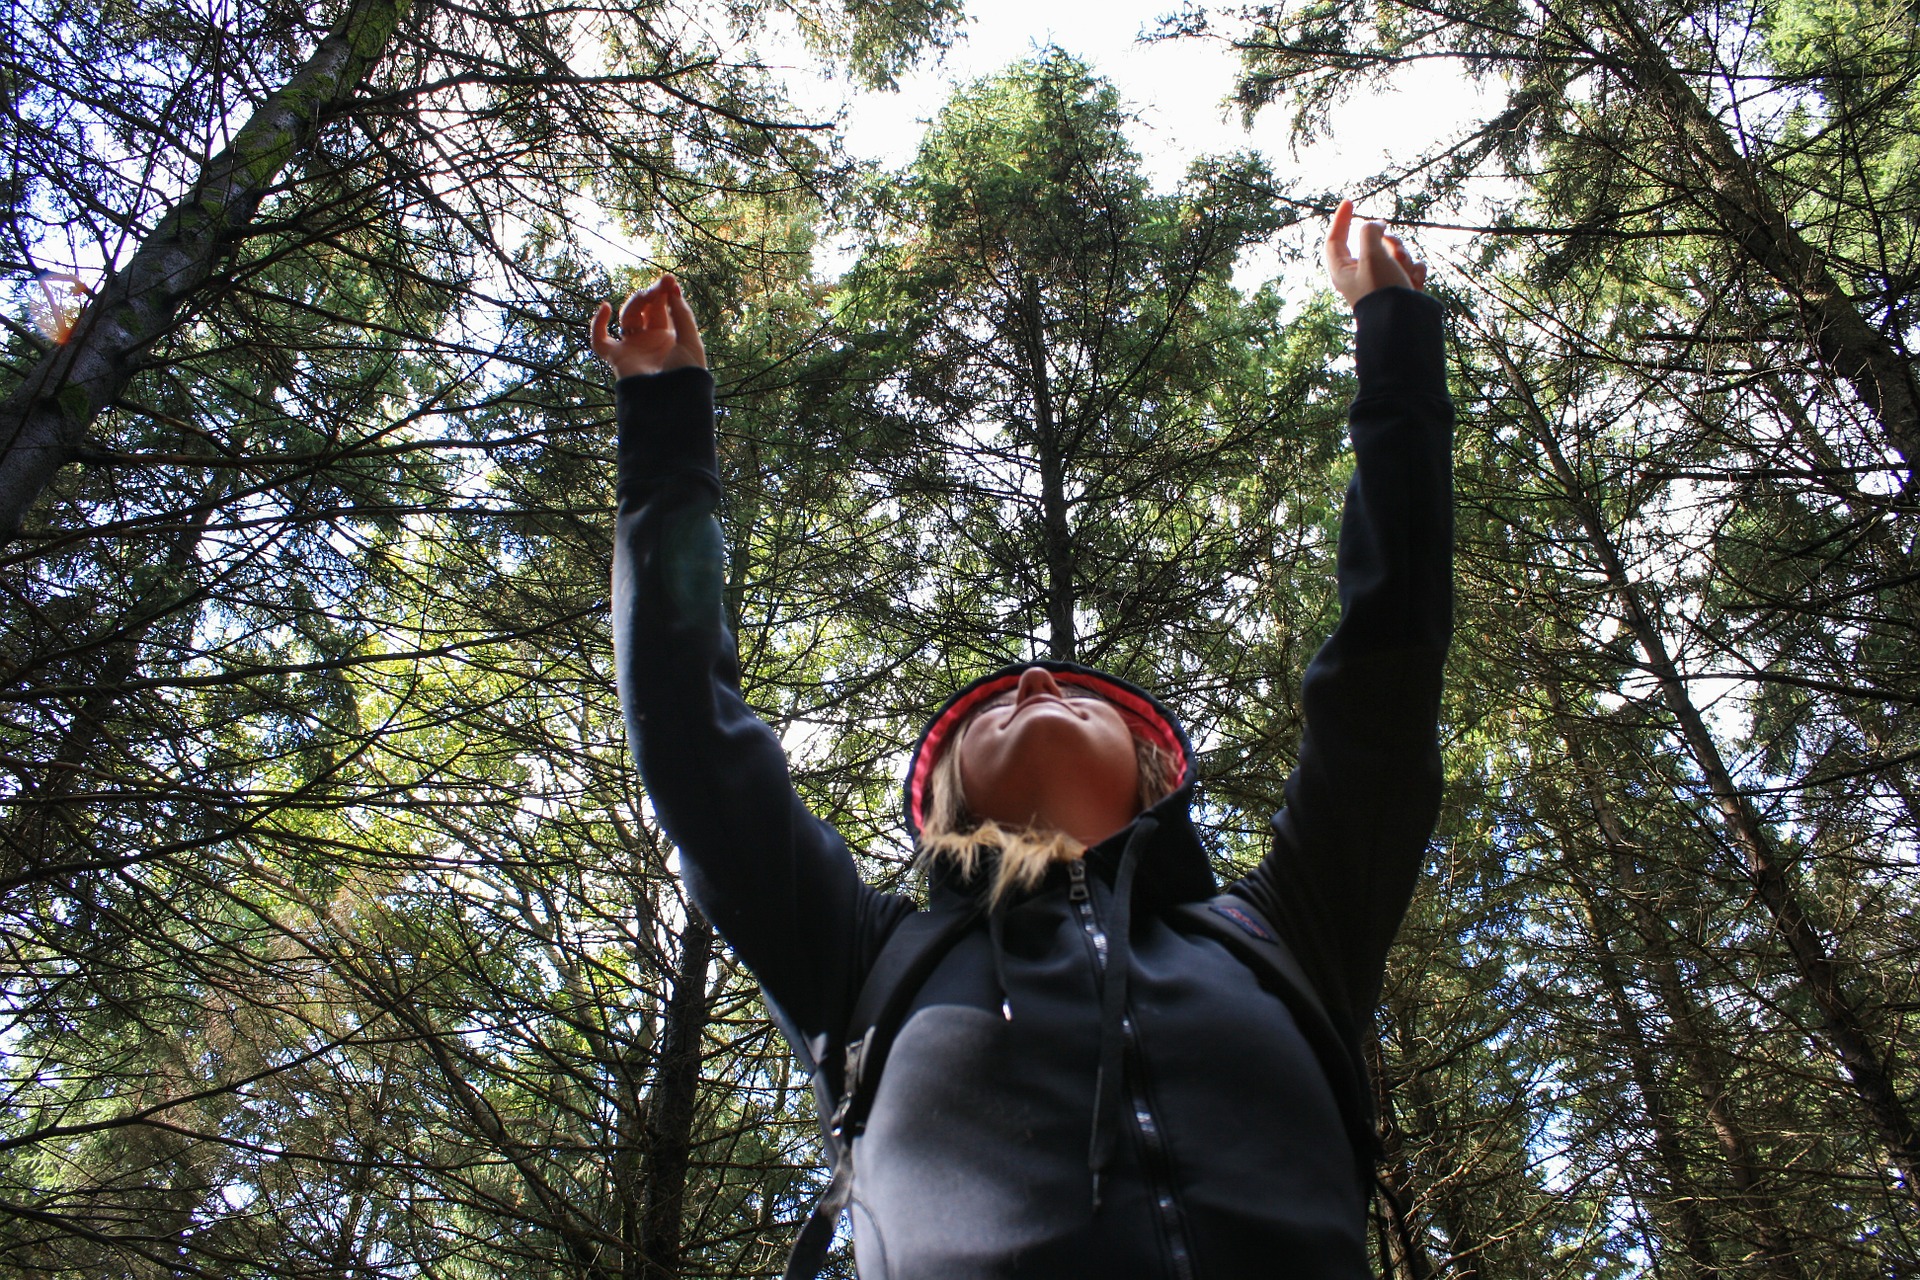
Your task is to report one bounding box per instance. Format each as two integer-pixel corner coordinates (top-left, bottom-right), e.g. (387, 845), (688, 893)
(953, 720), (1000, 800)
(1091, 721), (1142, 794)
(1059, 704), (1142, 801)
(960, 710), (1021, 771)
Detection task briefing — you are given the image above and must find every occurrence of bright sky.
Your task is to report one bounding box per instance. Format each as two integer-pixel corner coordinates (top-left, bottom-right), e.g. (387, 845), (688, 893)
(776, 0), (1493, 289)
(797, 0), (1408, 180)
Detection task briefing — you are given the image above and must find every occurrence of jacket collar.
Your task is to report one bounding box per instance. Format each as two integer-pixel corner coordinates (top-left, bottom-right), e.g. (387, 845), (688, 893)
(921, 785), (1217, 910)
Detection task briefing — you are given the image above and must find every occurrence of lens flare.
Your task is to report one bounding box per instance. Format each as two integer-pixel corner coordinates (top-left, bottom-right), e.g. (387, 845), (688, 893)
(31, 272), (89, 345)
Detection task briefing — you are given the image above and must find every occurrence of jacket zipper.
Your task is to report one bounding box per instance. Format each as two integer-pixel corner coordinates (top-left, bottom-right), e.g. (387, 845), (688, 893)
(1066, 860), (1197, 1280)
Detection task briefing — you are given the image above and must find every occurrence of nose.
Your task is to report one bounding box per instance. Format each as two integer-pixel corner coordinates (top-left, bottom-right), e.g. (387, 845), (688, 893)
(1014, 666), (1063, 703)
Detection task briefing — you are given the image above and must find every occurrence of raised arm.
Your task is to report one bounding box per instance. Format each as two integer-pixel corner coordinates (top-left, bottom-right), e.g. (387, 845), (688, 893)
(1232, 203), (1454, 1045)
(601, 276), (911, 1043)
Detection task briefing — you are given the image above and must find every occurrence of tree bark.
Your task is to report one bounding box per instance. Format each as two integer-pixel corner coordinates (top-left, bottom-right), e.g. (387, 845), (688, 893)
(0, 0), (412, 544)
(1366, 1034), (1437, 1280)
(637, 909), (715, 1280)
(1614, 863), (1807, 1279)
(1591, 0), (1920, 479)
(1752, 373), (1920, 842)
(1396, 1053), (1487, 1280)
(1019, 274), (1077, 661)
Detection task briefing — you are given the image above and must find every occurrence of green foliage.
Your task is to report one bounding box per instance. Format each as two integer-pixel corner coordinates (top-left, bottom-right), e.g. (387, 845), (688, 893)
(0, 0), (943, 1273)
(8, 0), (1919, 1272)
(1224, 0), (1920, 1271)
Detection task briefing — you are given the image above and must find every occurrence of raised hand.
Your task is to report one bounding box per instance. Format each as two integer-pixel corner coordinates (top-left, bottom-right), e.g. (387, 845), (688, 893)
(1324, 199), (1428, 308)
(590, 273), (707, 379)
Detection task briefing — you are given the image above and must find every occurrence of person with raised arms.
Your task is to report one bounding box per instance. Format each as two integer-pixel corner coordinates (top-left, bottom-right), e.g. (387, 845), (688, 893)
(594, 198), (1452, 1279)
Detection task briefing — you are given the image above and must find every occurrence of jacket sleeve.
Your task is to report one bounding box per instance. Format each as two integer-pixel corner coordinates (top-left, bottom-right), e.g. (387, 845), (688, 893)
(612, 367), (912, 1045)
(1230, 286), (1454, 1046)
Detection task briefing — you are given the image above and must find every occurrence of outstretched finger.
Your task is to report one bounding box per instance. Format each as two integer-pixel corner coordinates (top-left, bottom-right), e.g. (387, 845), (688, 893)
(589, 300), (614, 356)
(1325, 199), (1357, 271)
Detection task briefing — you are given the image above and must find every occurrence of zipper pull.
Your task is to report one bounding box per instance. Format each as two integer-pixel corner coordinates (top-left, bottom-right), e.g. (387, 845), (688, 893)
(1068, 858), (1089, 902)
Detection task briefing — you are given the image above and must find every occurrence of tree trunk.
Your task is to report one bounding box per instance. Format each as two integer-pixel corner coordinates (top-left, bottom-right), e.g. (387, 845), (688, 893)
(1592, 0), (1920, 478)
(1019, 274), (1076, 662)
(637, 909), (715, 1280)
(1366, 1034), (1437, 1280)
(1619, 870), (1807, 1279)
(1752, 373), (1920, 841)
(0, 0), (412, 544)
(1568, 876), (1725, 1278)
(1553, 705), (1806, 1278)
(1, 471), (227, 893)
(1490, 329), (1920, 1195)
(1396, 1055), (1487, 1280)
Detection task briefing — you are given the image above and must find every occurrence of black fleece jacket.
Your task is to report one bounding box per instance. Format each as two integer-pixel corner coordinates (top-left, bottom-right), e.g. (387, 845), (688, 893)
(613, 286), (1454, 1279)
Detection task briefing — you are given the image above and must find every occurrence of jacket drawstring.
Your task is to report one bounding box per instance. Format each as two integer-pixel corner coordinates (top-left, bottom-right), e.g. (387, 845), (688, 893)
(988, 898), (1014, 1021)
(1088, 816), (1154, 1212)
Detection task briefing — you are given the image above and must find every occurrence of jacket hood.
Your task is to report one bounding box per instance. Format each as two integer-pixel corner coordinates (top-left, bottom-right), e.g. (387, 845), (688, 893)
(903, 661), (1214, 904)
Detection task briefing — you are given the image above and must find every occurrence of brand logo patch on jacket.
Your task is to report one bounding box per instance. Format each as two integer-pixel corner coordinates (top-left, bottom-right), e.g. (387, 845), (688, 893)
(1209, 901), (1276, 943)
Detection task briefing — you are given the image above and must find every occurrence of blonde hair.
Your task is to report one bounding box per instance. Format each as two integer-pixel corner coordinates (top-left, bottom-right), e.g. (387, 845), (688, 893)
(915, 730), (1181, 904)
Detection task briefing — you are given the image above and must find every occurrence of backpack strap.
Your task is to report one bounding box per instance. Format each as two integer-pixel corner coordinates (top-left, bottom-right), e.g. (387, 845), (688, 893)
(780, 905), (980, 1280)
(1169, 894), (1382, 1189)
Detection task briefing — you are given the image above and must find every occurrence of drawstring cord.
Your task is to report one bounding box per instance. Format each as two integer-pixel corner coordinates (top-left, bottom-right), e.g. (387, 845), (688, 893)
(988, 899), (1014, 1021)
(1088, 816), (1155, 1212)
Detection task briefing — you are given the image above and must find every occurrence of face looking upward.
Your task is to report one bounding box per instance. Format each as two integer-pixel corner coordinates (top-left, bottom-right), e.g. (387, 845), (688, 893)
(955, 666), (1143, 848)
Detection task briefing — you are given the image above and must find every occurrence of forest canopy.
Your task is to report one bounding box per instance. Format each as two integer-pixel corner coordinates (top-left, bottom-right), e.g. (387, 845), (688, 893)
(2, 0), (1916, 1275)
